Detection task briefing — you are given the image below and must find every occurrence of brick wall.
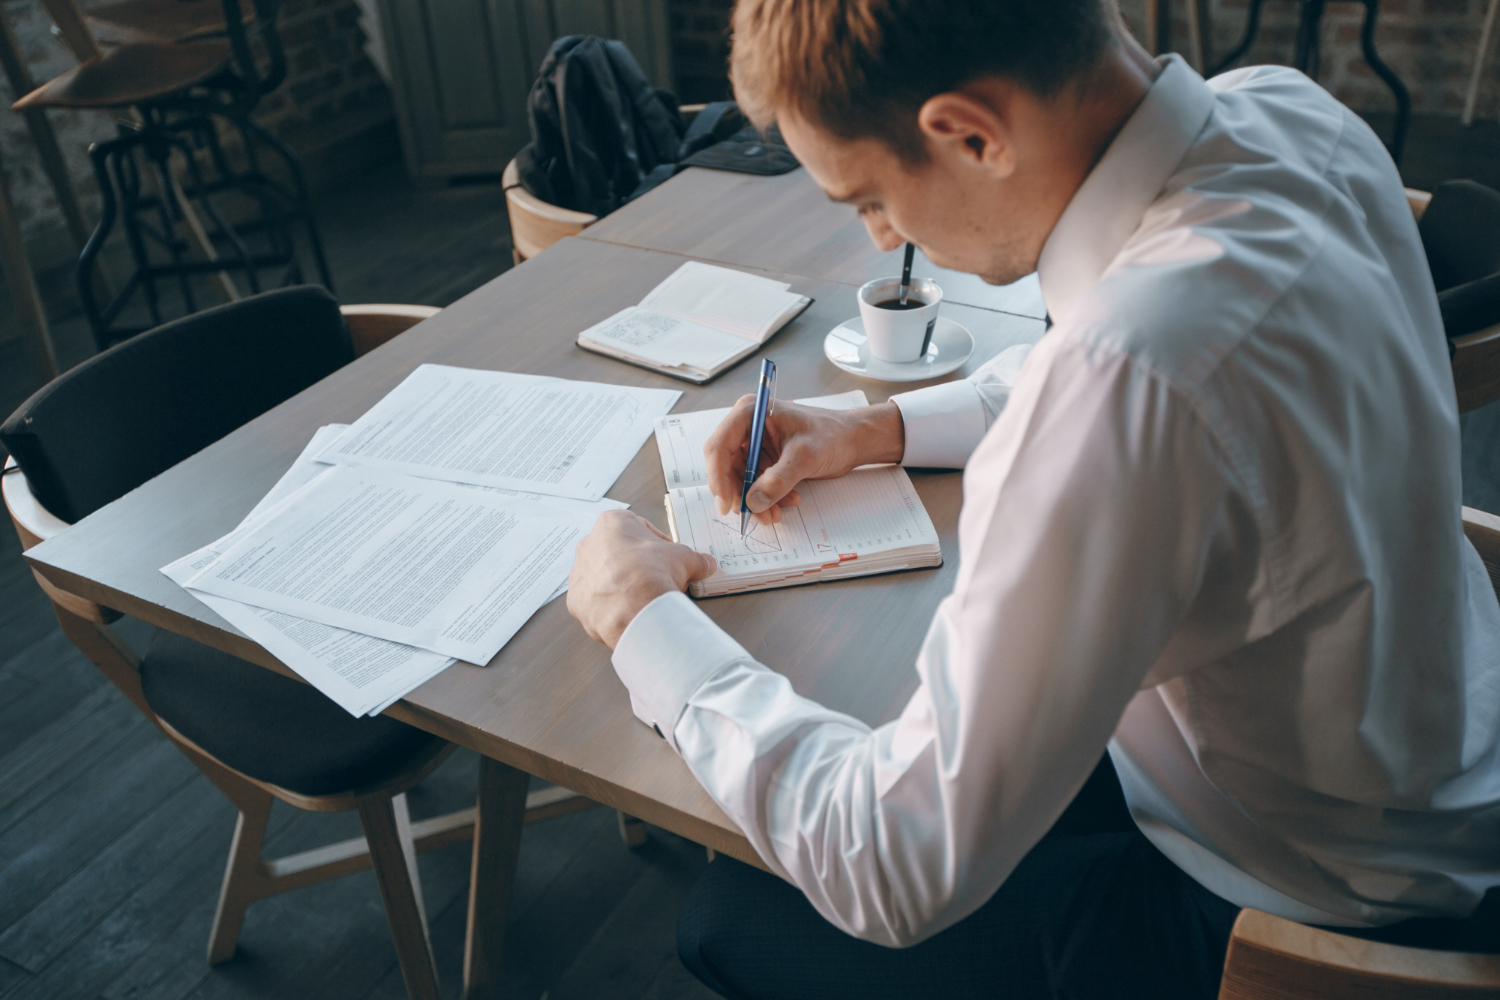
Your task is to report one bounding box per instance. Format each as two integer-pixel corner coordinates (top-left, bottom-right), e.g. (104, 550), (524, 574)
(1118, 0), (1498, 119)
(663, 0), (1500, 120)
(0, 0), (390, 267)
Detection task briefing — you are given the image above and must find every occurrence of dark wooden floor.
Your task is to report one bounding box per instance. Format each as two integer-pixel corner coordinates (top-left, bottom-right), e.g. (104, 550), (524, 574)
(0, 162), (718, 1000)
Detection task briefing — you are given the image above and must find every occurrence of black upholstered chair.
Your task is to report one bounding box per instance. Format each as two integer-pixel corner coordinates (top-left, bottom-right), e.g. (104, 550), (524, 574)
(1409, 182), (1500, 414)
(0, 287), (544, 1000)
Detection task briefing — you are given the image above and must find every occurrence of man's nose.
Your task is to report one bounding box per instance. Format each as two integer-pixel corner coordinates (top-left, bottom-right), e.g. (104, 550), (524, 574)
(863, 213), (905, 253)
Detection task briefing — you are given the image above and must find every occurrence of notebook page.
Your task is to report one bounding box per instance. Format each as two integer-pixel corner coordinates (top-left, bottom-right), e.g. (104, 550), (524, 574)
(577, 307), (748, 371)
(640, 261), (805, 342)
(670, 465), (938, 593)
(654, 390), (869, 489)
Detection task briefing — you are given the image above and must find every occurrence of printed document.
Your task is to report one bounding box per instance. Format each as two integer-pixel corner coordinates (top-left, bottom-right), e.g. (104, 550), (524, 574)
(183, 464), (603, 665)
(165, 426), (621, 716)
(318, 365), (680, 500)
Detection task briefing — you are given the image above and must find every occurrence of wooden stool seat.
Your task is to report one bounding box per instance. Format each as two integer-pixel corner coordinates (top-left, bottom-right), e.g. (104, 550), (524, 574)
(84, 0), (252, 46)
(10, 37), (230, 111)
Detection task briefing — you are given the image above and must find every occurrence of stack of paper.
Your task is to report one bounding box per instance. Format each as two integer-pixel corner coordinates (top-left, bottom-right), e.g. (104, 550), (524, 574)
(577, 261), (812, 382)
(162, 366), (680, 716)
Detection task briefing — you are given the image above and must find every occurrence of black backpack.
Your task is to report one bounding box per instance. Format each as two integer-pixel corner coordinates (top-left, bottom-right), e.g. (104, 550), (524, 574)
(514, 36), (686, 217)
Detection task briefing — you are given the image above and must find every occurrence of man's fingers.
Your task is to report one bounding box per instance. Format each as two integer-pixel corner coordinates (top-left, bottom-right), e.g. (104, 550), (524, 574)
(643, 519), (673, 542)
(704, 396), (757, 516)
(745, 450), (808, 513)
(689, 551), (718, 581)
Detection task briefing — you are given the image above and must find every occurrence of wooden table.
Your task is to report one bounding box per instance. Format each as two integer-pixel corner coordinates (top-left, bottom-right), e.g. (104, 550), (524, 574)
(580, 166), (1049, 321)
(23, 171), (1046, 989)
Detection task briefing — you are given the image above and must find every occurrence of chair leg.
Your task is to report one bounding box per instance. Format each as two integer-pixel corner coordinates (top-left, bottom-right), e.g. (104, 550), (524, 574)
(358, 793), (440, 1000)
(462, 757), (529, 1000)
(208, 786), (274, 964)
(617, 811), (648, 848)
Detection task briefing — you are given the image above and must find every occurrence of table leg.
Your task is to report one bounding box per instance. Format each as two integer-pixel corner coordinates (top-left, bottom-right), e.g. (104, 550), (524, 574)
(0, 144), (58, 384)
(1463, 0), (1500, 126)
(462, 756), (529, 1000)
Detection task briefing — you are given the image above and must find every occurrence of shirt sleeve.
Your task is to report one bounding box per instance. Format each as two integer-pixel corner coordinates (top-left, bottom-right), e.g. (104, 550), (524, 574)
(611, 337), (1234, 948)
(890, 343), (1033, 468)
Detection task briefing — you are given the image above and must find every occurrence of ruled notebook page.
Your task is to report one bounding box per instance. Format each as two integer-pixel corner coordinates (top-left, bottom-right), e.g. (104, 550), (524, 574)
(654, 390), (870, 489)
(668, 465), (940, 595)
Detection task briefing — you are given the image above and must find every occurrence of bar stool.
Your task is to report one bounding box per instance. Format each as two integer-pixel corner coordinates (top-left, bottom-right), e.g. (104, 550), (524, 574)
(10, 0), (333, 349)
(1211, 0), (1410, 164)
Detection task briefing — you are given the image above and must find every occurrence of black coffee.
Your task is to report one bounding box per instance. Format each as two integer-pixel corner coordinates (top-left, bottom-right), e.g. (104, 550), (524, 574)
(874, 297), (927, 310)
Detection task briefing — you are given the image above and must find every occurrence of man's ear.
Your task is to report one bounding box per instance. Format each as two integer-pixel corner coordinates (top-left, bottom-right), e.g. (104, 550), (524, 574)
(916, 91), (1016, 178)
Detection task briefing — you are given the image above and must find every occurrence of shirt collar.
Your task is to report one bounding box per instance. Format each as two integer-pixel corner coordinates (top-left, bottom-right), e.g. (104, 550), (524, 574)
(1036, 54), (1217, 324)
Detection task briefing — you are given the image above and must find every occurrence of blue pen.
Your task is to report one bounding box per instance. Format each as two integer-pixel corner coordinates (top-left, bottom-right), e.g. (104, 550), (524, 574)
(740, 358), (777, 537)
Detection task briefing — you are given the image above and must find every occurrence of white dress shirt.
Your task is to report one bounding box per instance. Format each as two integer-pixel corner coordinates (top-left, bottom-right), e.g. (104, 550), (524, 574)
(613, 55), (1500, 945)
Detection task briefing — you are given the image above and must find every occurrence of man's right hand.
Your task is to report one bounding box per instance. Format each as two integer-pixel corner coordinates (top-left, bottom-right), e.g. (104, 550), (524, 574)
(704, 398), (907, 525)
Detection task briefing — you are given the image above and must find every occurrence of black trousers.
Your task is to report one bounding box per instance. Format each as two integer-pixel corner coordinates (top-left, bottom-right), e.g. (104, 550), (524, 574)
(676, 756), (1241, 1000)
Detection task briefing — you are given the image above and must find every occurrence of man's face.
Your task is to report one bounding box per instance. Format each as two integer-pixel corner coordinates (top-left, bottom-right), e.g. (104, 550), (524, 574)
(778, 111), (1044, 287)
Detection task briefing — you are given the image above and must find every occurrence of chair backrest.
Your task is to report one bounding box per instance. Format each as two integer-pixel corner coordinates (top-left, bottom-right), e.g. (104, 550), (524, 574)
(0, 285), (351, 523)
(1408, 185), (1500, 412)
(502, 157), (597, 263)
(1420, 181), (1500, 294)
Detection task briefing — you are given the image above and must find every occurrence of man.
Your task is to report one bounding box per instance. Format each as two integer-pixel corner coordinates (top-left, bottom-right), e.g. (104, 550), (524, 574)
(567, 0), (1500, 996)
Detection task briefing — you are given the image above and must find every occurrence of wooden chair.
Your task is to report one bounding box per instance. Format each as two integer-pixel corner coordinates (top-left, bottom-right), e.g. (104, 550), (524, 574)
(501, 157), (599, 266)
(1216, 189), (1500, 998)
(1, 292), (600, 1000)
(502, 103), (706, 265)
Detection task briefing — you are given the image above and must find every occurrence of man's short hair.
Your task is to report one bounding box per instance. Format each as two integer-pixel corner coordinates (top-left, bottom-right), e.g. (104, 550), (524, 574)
(730, 0), (1119, 162)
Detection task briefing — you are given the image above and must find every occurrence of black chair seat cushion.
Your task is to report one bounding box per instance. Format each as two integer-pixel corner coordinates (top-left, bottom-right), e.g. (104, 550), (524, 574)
(140, 631), (442, 796)
(1420, 180), (1500, 340)
(0, 285), (353, 523)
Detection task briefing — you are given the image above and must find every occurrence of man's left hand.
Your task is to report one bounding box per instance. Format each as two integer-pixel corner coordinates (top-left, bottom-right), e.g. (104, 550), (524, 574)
(567, 510), (718, 649)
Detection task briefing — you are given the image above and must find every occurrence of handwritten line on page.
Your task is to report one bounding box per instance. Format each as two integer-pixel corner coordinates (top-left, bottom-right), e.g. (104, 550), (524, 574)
(317, 365), (680, 501)
(183, 464), (603, 666)
(666, 464), (939, 598)
(165, 426), (624, 715)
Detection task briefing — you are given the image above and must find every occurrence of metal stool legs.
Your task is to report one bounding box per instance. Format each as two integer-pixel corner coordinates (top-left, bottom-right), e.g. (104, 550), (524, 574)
(76, 113), (334, 350)
(1211, 0), (1410, 163)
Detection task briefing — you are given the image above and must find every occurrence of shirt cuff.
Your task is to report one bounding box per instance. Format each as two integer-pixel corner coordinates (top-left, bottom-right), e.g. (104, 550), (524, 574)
(612, 591), (751, 753)
(890, 380), (988, 468)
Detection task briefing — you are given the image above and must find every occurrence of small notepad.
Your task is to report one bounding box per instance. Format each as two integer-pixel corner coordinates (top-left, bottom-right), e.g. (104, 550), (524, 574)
(577, 262), (812, 383)
(653, 391), (942, 597)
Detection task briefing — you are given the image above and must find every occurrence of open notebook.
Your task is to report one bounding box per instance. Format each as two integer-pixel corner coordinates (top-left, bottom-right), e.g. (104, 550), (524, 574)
(577, 261), (812, 383)
(653, 391), (942, 597)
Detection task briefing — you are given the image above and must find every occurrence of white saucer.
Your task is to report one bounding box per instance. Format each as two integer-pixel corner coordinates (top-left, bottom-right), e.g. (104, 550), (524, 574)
(823, 316), (974, 382)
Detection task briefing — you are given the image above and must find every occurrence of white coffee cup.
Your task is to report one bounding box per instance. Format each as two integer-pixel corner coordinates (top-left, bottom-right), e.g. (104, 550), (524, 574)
(857, 276), (943, 363)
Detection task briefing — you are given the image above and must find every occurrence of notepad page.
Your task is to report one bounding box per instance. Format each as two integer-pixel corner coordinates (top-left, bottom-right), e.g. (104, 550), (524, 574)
(578, 307), (748, 371)
(669, 465), (938, 593)
(654, 390), (870, 489)
(640, 261), (806, 342)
